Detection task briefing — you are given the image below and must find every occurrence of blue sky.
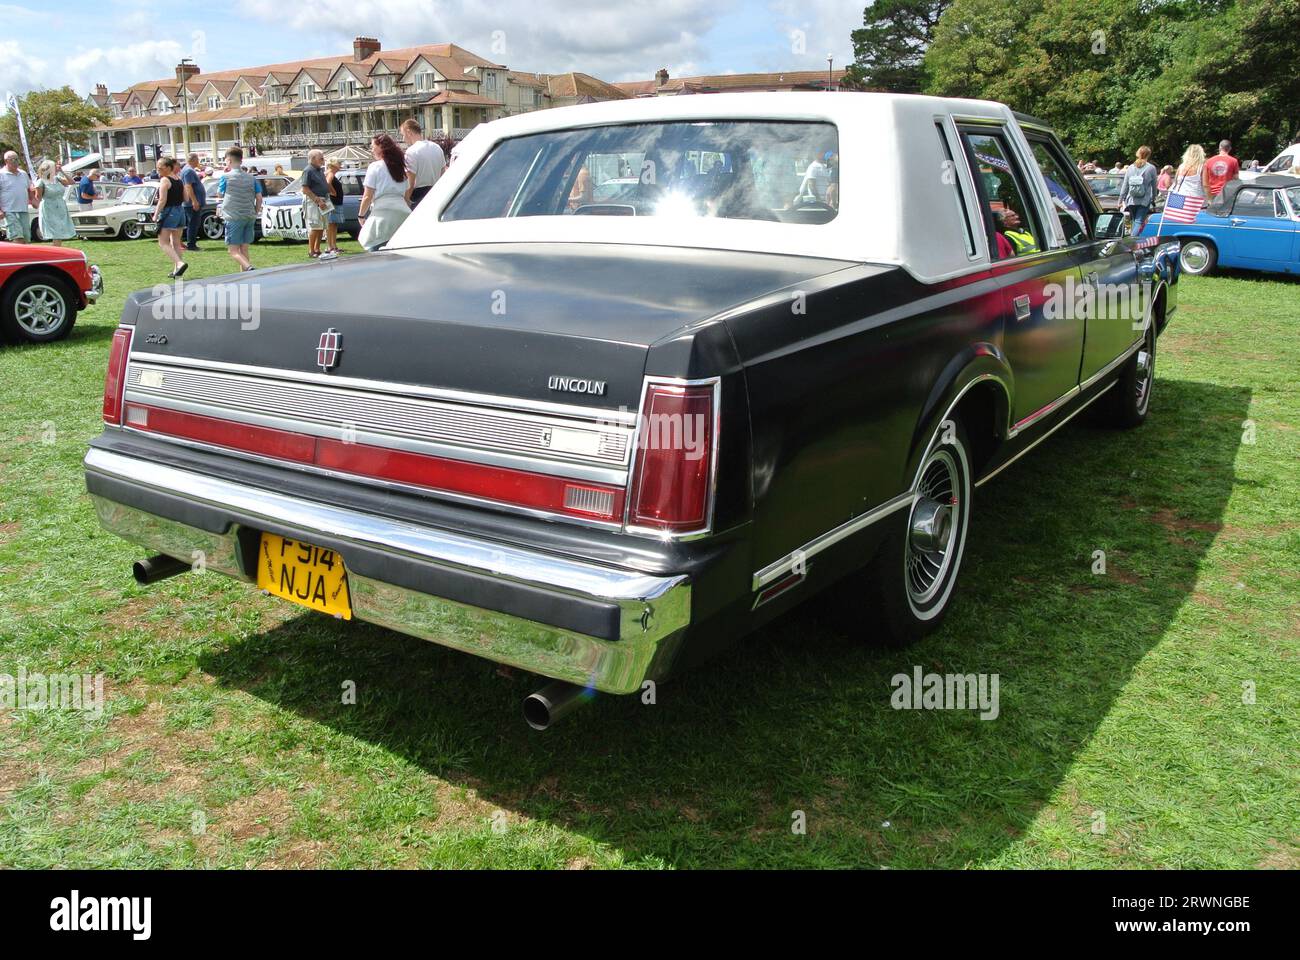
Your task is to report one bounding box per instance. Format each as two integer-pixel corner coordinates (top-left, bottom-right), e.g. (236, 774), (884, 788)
(2, 0), (864, 101)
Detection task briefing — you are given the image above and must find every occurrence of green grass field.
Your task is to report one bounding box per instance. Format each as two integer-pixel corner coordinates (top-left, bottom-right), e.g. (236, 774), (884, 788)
(0, 236), (1296, 868)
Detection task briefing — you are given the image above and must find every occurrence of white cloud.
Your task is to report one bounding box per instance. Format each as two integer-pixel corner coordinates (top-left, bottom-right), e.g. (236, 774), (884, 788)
(63, 40), (186, 94)
(767, 0), (861, 70)
(1, 38), (184, 105)
(232, 0), (725, 79)
(0, 41), (51, 101)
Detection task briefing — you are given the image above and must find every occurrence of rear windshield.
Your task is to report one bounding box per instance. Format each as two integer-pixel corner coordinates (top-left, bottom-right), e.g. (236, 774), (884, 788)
(442, 120), (840, 224)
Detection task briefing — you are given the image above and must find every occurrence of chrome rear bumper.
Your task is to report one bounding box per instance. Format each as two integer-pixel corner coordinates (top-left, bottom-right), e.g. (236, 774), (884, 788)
(84, 447), (690, 693)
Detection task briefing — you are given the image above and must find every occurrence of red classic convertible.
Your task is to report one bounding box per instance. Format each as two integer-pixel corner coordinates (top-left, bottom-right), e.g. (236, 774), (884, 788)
(0, 241), (102, 344)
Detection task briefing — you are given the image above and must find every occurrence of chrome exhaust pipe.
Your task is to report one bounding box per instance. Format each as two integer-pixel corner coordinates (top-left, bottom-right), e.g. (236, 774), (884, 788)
(132, 554), (190, 585)
(523, 681), (593, 730)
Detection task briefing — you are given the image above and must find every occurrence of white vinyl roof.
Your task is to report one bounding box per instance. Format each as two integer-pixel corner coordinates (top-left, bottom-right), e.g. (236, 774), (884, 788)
(388, 91), (1029, 282)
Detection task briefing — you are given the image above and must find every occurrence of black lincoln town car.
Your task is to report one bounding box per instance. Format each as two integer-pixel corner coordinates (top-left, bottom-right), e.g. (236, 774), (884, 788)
(84, 93), (1179, 728)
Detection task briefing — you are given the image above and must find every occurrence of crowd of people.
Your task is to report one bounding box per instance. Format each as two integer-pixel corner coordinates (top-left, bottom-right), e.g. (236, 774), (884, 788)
(1080, 139), (1249, 233)
(142, 116), (448, 275)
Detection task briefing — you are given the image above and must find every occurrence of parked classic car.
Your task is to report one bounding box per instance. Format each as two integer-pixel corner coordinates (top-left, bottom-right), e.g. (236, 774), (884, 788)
(1240, 146), (1300, 182)
(1135, 174), (1300, 275)
(0, 240), (101, 343)
(1085, 173), (1125, 212)
(72, 183), (163, 239)
(0, 182), (128, 242)
(195, 174), (294, 242)
(84, 93), (1179, 727)
(260, 170), (364, 241)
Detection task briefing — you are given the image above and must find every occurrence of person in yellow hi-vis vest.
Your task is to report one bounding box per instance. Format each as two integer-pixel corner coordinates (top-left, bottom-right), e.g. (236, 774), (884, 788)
(996, 207), (1039, 255)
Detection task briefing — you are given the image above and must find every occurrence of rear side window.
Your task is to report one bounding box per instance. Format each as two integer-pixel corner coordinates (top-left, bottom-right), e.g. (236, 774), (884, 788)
(1232, 187), (1282, 218)
(937, 122), (977, 258)
(959, 129), (1045, 261)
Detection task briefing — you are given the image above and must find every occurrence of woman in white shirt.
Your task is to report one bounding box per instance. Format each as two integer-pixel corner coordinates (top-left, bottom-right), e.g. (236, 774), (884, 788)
(357, 134), (411, 251)
(1170, 143), (1209, 201)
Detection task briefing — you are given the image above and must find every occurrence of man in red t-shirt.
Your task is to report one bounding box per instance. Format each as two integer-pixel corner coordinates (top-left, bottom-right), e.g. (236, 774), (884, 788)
(1205, 140), (1240, 198)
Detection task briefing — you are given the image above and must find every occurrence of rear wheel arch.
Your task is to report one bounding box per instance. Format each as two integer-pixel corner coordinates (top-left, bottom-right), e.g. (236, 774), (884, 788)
(908, 349), (1013, 490)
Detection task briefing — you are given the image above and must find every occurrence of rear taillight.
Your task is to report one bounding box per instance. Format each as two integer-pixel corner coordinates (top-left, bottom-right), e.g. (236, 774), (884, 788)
(102, 326), (133, 424)
(627, 379), (718, 535)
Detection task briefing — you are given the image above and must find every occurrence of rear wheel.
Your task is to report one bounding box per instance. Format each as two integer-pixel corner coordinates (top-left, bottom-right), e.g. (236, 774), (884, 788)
(121, 220), (144, 240)
(0, 271), (77, 344)
(861, 418), (973, 647)
(1179, 239), (1216, 276)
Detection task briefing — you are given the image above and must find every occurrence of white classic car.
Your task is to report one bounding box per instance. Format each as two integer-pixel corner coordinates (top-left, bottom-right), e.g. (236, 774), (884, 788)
(71, 183), (163, 240)
(0, 182), (128, 241)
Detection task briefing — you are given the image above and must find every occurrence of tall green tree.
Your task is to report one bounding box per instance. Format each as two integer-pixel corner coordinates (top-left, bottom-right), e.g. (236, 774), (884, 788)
(922, 0), (1256, 162)
(0, 87), (111, 162)
(242, 118), (276, 151)
(1118, 0), (1300, 162)
(844, 0), (952, 93)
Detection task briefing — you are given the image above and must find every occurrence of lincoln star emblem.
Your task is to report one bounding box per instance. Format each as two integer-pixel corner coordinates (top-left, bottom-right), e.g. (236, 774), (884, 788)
(316, 328), (342, 372)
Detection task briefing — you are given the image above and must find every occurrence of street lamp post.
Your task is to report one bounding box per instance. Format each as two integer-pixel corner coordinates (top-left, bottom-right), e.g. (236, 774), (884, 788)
(827, 56), (834, 92)
(180, 57), (193, 157)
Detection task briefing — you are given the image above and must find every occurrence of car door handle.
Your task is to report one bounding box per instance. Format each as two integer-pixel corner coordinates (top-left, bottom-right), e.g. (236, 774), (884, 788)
(1230, 218), (1247, 226)
(1013, 294), (1032, 322)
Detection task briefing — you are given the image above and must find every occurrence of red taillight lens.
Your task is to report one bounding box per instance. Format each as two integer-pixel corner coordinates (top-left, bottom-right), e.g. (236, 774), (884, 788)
(628, 381), (717, 534)
(102, 326), (134, 424)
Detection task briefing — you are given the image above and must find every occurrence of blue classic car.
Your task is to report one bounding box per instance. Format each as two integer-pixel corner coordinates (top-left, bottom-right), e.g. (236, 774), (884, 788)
(1135, 174), (1300, 276)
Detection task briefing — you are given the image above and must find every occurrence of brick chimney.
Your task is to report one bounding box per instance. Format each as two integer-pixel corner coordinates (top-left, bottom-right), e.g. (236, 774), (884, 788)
(354, 36), (381, 61)
(94, 83), (107, 97)
(175, 61), (200, 83)
(655, 67), (669, 87)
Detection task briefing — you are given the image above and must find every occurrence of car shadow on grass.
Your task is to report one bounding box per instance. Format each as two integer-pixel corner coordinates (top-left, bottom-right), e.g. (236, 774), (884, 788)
(200, 378), (1250, 867)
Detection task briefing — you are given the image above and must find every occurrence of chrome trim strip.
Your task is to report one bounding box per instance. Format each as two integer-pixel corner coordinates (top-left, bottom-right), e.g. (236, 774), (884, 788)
(1080, 337), (1144, 394)
(126, 352), (640, 425)
(1008, 386), (1079, 438)
(752, 491), (913, 590)
(115, 425), (627, 532)
(122, 392), (629, 486)
(124, 359), (633, 470)
(976, 381), (1116, 488)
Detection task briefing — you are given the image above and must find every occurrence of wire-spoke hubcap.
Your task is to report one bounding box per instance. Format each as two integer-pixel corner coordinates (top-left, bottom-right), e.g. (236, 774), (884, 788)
(14, 284), (67, 337)
(907, 451), (960, 605)
(1136, 340), (1154, 411)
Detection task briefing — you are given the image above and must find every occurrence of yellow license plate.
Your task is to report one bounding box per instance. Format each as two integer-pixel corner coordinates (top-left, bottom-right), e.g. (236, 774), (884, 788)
(257, 533), (352, 619)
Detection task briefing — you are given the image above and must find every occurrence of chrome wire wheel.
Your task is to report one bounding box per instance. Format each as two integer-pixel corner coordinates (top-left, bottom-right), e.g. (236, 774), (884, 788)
(907, 448), (962, 608)
(13, 283), (68, 338)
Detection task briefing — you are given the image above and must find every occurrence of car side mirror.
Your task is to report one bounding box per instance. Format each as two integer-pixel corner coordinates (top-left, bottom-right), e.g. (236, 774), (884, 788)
(1095, 212), (1125, 239)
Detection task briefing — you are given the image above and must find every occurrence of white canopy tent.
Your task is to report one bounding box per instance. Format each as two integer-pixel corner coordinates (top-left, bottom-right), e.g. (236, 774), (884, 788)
(325, 144), (370, 168)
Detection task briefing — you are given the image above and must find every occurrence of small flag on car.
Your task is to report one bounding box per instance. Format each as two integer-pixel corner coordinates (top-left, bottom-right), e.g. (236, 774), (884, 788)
(1162, 193), (1205, 224)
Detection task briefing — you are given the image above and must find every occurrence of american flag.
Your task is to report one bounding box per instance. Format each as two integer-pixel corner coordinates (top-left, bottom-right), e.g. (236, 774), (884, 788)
(1162, 192), (1205, 224)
